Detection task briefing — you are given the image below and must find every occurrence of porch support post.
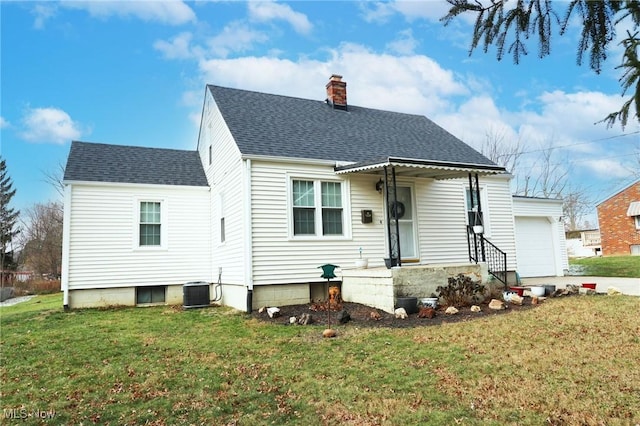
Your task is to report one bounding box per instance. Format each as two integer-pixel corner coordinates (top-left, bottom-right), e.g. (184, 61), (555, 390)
(383, 166), (401, 266)
(392, 167), (401, 266)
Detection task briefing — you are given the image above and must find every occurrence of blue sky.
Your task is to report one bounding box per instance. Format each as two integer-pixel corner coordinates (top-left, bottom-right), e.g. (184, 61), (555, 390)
(2, 0), (639, 227)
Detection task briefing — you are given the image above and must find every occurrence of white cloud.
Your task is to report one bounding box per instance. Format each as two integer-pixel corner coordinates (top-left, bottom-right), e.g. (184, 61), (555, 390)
(60, 0), (196, 25)
(581, 158), (634, 179)
(197, 42), (468, 116)
(20, 107), (85, 144)
(206, 21), (268, 58)
(0, 117), (9, 129)
(248, 1), (312, 35)
(154, 32), (199, 60)
(31, 4), (57, 29)
(391, 1), (453, 22)
(361, 1), (454, 24)
(385, 29), (419, 55)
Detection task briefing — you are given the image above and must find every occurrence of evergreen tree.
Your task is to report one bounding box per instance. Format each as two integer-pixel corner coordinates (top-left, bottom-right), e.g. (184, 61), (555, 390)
(442, 0), (640, 129)
(1, 157), (20, 287)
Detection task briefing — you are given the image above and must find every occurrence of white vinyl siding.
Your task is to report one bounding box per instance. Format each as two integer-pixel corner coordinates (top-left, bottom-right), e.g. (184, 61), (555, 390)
(414, 175), (517, 270)
(250, 161), (359, 285)
(197, 89), (246, 285)
(65, 183), (211, 291)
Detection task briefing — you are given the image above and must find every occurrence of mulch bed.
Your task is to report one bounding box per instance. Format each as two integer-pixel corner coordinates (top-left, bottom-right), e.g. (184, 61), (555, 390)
(251, 298), (540, 329)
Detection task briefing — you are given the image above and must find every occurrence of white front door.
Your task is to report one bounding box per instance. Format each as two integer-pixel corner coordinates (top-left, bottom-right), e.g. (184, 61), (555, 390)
(395, 186), (417, 260)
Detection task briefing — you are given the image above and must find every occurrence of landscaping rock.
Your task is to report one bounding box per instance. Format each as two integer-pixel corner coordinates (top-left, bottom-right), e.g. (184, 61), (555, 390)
(337, 310), (351, 324)
(370, 311), (381, 321)
(579, 287), (596, 295)
(266, 307), (281, 318)
(470, 305), (481, 312)
(510, 294), (524, 305)
(297, 313), (313, 325)
(566, 284), (580, 294)
(394, 307), (408, 319)
(488, 299), (505, 310)
(445, 306), (459, 315)
(322, 328), (337, 338)
(417, 307), (436, 319)
(607, 287), (622, 296)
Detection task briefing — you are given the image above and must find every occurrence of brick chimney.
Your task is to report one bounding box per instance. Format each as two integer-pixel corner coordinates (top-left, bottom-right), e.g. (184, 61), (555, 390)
(326, 74), (347, 110)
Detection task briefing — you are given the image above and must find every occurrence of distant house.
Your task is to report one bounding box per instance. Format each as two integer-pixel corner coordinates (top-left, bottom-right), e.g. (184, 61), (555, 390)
(597, 180), (640, 256)
(566, 229), (601, 257)
(62, 75), (564, 311)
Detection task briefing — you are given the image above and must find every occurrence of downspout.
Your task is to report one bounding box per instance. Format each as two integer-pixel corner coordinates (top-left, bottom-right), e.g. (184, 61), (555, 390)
(243, 158), (254, 313)
(61, 184), (72, 310)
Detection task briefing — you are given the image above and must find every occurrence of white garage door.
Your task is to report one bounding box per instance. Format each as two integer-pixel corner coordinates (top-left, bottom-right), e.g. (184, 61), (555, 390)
(515, 216), (556, 277)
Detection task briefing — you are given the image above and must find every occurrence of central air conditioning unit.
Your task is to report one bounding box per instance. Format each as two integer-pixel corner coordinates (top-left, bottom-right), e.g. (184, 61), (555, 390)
(183, 281), (210, 309)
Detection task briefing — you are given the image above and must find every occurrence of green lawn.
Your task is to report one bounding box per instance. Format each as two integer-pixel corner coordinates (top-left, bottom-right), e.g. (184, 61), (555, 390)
(570, 255), (640, 278)
(1, 293), (639, 425)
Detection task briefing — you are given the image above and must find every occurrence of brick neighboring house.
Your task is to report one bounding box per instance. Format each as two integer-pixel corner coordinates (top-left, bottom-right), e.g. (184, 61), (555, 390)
(596, 180), (640, 256)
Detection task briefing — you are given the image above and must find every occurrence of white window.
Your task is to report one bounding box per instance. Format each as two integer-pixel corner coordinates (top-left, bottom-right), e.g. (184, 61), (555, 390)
(635, 216), (640, 230)
(135, 199), (167, 249)
(291, 178), (346, 238)
(140, 201), (161, 246)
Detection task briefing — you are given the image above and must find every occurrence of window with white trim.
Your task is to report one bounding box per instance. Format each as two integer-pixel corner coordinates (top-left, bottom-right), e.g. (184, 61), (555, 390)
(292, 179), (344, 237)
(635, 216), (640, 230)
(139, 201), (161, 246)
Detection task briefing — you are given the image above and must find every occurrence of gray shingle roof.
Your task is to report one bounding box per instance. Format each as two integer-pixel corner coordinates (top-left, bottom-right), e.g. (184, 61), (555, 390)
(208, 85), (499, 168)
(64, 141), (208, 187)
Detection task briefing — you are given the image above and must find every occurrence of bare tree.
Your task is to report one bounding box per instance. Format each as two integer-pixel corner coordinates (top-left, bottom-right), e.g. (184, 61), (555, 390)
(562, 186), (593, 231)
(514, 138), (571, 198)
(18, 202), (63, 277)
(43, 161), (66, 201)
(480, 127), (524, 174)
(481, 133), (594, 229)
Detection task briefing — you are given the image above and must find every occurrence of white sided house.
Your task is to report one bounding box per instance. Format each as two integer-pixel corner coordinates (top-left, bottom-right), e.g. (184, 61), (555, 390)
(62, 75), (544, 312)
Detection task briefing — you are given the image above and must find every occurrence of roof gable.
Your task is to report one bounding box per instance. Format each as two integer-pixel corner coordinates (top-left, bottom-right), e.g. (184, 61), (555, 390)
(208, 84), (498, 168)
(64, 141), (208, 187)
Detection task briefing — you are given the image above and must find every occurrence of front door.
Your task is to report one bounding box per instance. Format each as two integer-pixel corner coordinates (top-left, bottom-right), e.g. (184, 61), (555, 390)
(395, 186), (417, 260)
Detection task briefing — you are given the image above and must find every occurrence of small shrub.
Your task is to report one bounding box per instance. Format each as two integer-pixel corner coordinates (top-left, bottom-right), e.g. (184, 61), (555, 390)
(13, 279), (61, 296)
(436, 274), (485, 307)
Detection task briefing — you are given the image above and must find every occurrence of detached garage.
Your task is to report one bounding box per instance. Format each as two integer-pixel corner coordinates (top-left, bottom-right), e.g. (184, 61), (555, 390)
(512, 196), (568, 277)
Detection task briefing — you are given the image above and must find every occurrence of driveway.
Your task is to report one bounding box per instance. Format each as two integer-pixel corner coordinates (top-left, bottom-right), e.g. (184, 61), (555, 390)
(520, 276), (640, 296)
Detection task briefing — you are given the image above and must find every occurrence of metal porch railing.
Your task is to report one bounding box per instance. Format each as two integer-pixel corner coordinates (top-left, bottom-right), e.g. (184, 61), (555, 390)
(467, 230), (508, 287)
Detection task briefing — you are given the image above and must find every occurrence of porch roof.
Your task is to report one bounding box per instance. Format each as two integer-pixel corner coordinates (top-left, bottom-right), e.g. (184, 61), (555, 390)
(334, 156), (507, 180)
